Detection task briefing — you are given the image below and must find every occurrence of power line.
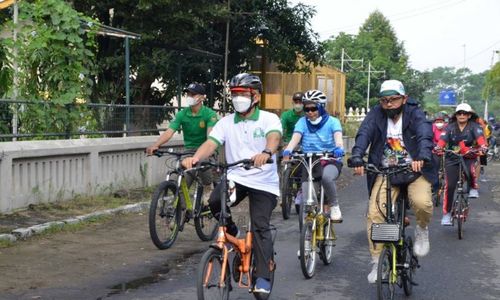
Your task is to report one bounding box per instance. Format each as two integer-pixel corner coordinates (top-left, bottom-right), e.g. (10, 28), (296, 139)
(319, 0), (466, 37)
(453, 39), (500, 67)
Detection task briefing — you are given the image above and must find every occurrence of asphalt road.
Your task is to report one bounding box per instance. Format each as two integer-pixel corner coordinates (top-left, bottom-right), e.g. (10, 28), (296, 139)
(108, 163), (500, 300)
(1, 163), (500, 300)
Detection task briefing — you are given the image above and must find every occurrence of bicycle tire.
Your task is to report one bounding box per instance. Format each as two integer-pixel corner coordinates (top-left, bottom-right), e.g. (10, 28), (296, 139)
(148, 181), (181, 250)
(251, 251), (275, 300)
(194, 183), (217, 241)
(299, 220), (316, 279)
(319, 221), (335, 265)
(377, 246), (395, 300)
(281, 167), (296, 220)
(402, 237), (416, 296)
(197, 248), (230, 300)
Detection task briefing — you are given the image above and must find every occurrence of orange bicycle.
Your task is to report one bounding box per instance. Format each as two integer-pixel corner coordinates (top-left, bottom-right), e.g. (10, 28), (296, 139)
(195, 158), (276, 300)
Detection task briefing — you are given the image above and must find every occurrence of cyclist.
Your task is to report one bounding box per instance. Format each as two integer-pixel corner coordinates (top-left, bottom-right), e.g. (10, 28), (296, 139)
(281, 92), (305, 145)
(432, 112), (447, 145)
(146, 83), (218, 187)
(348, 79), (435, 284)
(282, 89), (344, 222)
(434, 103), (487, 225)
(182, 73), (282, 294)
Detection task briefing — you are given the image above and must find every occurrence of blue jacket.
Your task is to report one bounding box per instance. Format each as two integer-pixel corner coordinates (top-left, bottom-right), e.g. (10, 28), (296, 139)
(351, 100), (436, 195)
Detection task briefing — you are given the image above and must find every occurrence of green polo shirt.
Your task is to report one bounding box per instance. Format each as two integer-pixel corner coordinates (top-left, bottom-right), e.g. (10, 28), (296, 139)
(169, 105), (218, 149)
(280, 109), (304, 142)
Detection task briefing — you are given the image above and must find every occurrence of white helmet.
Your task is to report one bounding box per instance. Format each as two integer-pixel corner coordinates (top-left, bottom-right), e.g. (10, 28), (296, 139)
(455, 103), (473, 113)
(302, 89), (327, 104)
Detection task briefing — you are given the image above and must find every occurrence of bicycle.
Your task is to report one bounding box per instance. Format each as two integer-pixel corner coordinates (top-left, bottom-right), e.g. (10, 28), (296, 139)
(280, 158), (302, 219)
(148, 148), (218, 250)
(360, 162), (420, 300)
(196, 158), (276, 300)
(284, 151), (339, 279)
(487, 136), (499, 162)
(441, 149), (477, 240)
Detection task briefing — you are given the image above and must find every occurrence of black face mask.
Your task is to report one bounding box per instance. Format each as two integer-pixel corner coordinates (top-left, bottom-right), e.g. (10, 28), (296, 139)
(383, 105), (403, 119)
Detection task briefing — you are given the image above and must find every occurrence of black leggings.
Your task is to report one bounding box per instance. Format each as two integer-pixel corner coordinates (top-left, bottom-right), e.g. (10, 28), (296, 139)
(208, 182), (277, 279)
(443, 158), (475, 214)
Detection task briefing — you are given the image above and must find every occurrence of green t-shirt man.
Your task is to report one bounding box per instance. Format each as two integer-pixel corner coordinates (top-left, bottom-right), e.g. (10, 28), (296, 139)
(280, 92), (304, 143)
(146, 83), (218, 154)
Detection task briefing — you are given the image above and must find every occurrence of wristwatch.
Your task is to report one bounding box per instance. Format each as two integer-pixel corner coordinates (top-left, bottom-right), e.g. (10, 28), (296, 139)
(262, 149), (273, 156)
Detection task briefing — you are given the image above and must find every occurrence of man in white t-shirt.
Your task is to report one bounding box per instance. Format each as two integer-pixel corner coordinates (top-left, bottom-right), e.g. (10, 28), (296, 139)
(182, 73), (282, 294)
(348, 80), (435, 284)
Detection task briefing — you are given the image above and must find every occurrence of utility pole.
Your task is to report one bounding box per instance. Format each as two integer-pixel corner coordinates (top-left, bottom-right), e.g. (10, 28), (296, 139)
(462, 44), (466, 103)
(364, 62), (385, 111)
(340, 48), (363, 72)
(12, 0), (19, 141)
(222, 0), (230, 114)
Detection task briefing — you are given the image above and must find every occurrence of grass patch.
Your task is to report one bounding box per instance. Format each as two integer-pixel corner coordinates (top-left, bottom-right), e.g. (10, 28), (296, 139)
(0, 239), (15, 248)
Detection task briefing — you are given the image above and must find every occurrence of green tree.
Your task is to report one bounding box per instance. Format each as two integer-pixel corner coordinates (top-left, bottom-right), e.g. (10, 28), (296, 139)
(71, 0), (323, 129)
(323, 10), (428, 109)
(1, 0), (97, 139)
(483, 62), (500, 117)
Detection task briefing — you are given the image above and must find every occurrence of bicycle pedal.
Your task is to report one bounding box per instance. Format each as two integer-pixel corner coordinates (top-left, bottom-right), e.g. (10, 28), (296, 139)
(331, 219), (343, 224)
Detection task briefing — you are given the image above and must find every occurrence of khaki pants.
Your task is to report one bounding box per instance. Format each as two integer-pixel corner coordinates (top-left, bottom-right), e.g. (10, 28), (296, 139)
(366, 175), (433, 259)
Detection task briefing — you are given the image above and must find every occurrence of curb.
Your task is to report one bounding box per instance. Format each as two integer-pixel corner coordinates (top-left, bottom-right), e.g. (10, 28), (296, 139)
(0, 202), (149, 244)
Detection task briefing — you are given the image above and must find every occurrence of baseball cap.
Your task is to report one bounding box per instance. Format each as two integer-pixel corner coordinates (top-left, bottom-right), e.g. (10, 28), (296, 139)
(455, 103), (472, 113)
(292, 92), (304, 101)
(379, 80), (405, 97)
(183, 83), (205, 95)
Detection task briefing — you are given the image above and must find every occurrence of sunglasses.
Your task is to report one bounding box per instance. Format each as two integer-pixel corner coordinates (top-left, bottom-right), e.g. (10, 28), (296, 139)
(379, 96), (403, 104)
(456, 111), (470, 116)
(304, 107), (318, 113)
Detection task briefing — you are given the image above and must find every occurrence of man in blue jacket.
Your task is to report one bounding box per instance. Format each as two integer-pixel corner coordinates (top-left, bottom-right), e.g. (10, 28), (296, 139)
(348, 80), (435, 284)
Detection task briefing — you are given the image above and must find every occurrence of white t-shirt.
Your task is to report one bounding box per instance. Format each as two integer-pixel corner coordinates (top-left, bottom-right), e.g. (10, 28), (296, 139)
(209, 108), (282, 196)
(382, 116), (412, 167)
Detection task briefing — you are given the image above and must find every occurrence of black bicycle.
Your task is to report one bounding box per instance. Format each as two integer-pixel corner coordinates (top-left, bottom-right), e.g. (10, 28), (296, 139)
(280, 159), (302, 219)
(148, 148), (217, 249)
(353, 162), (420, 300)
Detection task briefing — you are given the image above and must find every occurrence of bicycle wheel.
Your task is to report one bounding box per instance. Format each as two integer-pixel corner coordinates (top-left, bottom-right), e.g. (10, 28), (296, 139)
(197, 248), (230, 300)
(402, 237), (417, 296)
(149, 181), (181, 250)
(251, 252), (275, 300)
(300, 220), (316, 279)
(319, 221), (335, 265)
(377, 246), (395, 300)
(281, 167), (298, 220)
(194, 183), (217, 241)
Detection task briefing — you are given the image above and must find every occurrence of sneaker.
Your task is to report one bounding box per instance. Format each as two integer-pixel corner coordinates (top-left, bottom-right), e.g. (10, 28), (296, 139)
(468, 189), (479, 198)
(254, 277), (271, 294)
(441, 213), (452, 226)
(330, 205), (343, 222)
(367, 258), (378, 284)
(414, 225), (430, 257)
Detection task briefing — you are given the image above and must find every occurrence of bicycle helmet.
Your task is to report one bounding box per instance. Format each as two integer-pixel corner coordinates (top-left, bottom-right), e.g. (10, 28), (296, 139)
(302, 89), (327, 105)
(229, 73), (262, 93)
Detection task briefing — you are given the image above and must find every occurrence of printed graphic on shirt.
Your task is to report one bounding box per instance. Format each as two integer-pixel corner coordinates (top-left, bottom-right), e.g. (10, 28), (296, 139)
(383, 137), (410, 167)
(253, 127), (265, 138)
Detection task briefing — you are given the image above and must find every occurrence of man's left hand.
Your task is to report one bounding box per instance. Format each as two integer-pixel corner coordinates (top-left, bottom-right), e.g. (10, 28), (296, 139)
(252, 153), (271, 167)
(411, 160), (424, 172)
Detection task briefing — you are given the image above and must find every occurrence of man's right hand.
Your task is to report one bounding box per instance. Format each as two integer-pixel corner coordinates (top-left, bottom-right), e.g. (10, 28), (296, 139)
(347, 156), (365, 176)
(182, 156), (199, 169)
(146, 145), (159, 156)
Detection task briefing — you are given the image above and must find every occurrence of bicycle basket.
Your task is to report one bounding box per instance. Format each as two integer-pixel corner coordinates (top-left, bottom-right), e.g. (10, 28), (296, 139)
(371, 223), (401, 243)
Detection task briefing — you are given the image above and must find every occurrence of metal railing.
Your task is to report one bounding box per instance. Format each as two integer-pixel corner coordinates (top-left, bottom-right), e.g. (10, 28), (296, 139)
(0, 99), (227, 141)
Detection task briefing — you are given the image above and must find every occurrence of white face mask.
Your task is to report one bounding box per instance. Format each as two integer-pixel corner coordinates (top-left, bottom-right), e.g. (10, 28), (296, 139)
(308, 116), (322, 125)
(232, 96), (252, 113)
(293, 104), (303, 112)
(186, 96), (198, 106)
(435, 122), (444, 129)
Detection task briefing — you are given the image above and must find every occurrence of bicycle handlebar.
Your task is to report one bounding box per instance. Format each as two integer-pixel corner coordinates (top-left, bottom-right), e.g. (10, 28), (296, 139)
(149, 148), (196, 158)
(187, 158), (274, 172)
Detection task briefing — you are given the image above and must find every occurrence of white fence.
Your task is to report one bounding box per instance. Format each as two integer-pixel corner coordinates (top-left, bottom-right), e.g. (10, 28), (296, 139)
(345, 107), (368, 122)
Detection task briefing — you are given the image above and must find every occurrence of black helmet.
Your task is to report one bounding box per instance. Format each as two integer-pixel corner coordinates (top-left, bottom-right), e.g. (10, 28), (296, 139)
(229, 73), (262, 93)
(292, 92), (304, 101)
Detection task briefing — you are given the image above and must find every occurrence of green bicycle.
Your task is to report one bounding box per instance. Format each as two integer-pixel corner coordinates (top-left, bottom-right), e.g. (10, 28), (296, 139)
(148, 148), (218, 249)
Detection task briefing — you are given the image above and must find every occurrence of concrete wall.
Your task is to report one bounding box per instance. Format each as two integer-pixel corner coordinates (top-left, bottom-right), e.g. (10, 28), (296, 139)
(0, 135), (356, 213)
(0, 136), (184, 213)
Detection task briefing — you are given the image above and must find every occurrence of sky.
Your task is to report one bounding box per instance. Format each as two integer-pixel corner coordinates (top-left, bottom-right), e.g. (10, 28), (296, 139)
(290, 0), (500, 74)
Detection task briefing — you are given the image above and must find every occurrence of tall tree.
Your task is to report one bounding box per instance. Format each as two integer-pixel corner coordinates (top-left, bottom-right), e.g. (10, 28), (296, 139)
(323, 10), (428, 109)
